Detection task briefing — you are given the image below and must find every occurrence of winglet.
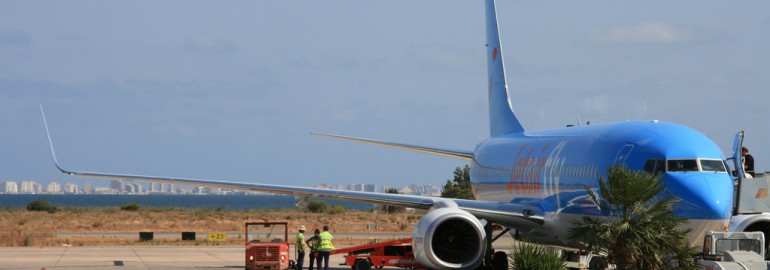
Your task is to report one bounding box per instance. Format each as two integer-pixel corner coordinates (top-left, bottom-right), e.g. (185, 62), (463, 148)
(40, 105), (74, 176)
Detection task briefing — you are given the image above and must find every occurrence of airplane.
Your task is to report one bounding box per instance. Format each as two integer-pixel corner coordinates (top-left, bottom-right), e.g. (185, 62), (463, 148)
(41, 0), (735, 269)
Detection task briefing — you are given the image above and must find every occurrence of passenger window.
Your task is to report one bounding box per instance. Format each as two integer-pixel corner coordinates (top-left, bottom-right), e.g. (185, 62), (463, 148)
(667, 160), (698, 172)
(701, 160), (727, 172)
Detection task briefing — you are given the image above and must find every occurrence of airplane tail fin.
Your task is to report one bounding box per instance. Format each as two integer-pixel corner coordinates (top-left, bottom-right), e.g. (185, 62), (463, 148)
(486, 0), (524, 137)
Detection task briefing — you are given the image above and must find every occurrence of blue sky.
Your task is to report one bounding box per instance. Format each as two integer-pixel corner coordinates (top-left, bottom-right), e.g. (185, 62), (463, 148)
(1, 1), (768, 189)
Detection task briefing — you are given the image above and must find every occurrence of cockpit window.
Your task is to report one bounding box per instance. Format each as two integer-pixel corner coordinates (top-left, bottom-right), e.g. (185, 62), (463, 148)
(701, 159), (727, 172)
(667, 159), (699, 172)
(643, 159), (666, 175)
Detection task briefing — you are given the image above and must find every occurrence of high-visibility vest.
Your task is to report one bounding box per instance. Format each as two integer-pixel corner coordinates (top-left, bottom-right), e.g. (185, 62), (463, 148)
(318, 231), (334, 251)
(296, 232), (306, 252)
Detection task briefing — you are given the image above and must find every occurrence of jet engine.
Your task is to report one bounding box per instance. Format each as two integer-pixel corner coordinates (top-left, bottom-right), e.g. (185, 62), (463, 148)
(412, 207), (486, 269)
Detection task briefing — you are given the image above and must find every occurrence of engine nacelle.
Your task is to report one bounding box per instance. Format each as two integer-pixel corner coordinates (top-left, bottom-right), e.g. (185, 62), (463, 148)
(412, 207), (486, 269)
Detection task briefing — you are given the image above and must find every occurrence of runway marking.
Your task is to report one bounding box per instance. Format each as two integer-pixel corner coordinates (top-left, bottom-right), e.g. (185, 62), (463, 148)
(53, 246), (69, 268)
(131, 248), (150, 269)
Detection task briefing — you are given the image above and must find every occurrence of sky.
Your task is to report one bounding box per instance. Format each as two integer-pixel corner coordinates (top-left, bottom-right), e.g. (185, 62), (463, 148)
(1, 1), (769, 190)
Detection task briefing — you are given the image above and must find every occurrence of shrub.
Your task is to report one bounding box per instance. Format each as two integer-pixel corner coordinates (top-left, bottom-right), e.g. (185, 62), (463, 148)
(120, 203), (141, 211)
(26, 199), (58, 213)
(307, 201), (328, 213)
(510, 242), (565, 270)
(328, 204), (346, 214)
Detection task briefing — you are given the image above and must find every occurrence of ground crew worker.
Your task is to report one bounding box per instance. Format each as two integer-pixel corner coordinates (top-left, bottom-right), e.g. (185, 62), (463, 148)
(316, 225), (334, 270)
(296, 225), (307, 270)
(305, 229), (320, 270)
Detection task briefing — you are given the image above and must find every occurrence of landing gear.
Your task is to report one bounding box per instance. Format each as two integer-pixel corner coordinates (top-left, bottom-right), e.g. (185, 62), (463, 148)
(478, 222), (510, 270)
(492, 251), (508, 270)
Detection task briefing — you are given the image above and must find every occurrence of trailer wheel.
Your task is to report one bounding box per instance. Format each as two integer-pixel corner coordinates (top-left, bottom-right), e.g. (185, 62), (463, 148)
(352, 259), (371, 270)
(492, 251), (508, 270)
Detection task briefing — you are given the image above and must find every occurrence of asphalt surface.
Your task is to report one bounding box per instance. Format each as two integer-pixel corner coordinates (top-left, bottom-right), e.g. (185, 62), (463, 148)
(0, 235), (517, 269)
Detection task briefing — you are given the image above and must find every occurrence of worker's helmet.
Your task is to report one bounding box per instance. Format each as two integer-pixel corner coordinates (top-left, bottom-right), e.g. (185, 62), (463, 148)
(298, 225), (306, 231)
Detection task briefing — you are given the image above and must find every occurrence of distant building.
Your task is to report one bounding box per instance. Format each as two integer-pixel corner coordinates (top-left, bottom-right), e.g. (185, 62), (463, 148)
(348, 184), (376, 192)
(93, 187), (117, 194)
(83, 181), (91, 194)
(45, 181), (62, 193)
(110, 180), (126, 192)
(64, 183), (78, 194)
(131, 183), (143, 193)
(2, 181), (19, 194)
(348, 184), (363, 192)
(20, 180), (42, 194)
(400, 184), (440, 196)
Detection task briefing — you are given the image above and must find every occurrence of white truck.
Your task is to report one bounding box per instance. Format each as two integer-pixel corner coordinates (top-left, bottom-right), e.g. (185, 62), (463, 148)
(699, 231), (770, 270)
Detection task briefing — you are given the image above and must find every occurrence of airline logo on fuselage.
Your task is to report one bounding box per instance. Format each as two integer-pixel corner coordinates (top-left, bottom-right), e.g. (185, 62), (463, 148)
(508, 140), (567, 196)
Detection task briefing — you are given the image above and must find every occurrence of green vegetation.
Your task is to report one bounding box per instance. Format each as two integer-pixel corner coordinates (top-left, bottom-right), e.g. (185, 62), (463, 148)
(307, 201), (328, 213)
(26, 199), (58, 213)
(509, 242), (565, 270)
(120, 202), (141, 211)
(568, 166), (697, 270)
(328, 204), (346, 214)
(441, 165), (474, 200)
(381, 188), (404, 213)
(305, 201), (346, 214)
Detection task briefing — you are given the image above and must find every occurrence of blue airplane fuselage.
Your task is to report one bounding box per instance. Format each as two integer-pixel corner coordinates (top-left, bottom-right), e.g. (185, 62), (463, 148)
(470, 120), (733, 245)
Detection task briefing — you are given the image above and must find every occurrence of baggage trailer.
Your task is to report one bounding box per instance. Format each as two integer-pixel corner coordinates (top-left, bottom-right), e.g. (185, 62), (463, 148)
(698, 231), (770, 270)
(331, 238), (426, 270)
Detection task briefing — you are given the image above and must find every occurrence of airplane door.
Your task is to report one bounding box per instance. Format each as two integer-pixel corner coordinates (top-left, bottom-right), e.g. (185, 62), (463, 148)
(614, 144), (635, 166)
(732, 131), (746, 180)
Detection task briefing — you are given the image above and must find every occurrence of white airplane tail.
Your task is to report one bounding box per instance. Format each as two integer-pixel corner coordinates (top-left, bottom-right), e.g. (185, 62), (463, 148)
(486, 0), (525, 137)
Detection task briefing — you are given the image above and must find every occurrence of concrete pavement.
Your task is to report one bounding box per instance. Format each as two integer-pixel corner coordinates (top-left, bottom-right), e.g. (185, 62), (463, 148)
(0, 234), (516, 270)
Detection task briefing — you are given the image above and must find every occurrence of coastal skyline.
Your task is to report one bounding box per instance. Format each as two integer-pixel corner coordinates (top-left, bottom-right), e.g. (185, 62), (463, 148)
(1, 179), (441, 196)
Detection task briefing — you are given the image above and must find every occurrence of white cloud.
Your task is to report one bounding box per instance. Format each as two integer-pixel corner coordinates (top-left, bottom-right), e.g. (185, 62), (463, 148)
(591, 22), (695, 44)
(183, 35), (238, 55)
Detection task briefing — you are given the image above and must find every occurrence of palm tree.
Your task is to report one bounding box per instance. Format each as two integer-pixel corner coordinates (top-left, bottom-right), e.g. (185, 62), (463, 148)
(567, 166), (697, 270)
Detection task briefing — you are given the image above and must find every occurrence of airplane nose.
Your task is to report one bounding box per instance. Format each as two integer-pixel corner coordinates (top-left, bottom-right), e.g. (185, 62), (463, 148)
(665, 173), (733, 220)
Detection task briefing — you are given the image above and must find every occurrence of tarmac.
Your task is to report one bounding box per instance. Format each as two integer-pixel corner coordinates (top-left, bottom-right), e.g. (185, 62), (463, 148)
(0, 235), (516, 270)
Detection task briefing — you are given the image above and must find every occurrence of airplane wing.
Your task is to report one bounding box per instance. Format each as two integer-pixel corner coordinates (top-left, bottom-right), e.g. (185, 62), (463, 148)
(41, 108), (544, 228)
(311, 133), (474, 161)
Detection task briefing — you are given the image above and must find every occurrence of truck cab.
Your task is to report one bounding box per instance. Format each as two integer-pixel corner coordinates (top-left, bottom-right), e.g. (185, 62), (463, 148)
(245, 222), (294, 270)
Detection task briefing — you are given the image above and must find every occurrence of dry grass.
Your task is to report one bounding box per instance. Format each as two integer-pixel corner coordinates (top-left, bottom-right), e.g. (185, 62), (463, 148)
(0, 207), (422, 247)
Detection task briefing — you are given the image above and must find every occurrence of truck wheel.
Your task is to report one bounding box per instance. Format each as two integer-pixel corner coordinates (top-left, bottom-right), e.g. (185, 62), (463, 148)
(492, 251), (508, 270)
(352, 259), (371, 270)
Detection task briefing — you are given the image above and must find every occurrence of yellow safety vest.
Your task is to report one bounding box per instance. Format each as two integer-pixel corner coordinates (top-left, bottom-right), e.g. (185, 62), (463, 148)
(296, 232), (306, 252)
(318, 231), (334, 251)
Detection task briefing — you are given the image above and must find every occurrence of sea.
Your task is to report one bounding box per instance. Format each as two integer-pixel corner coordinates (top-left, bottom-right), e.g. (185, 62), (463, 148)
(0, 194), (375, 210)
